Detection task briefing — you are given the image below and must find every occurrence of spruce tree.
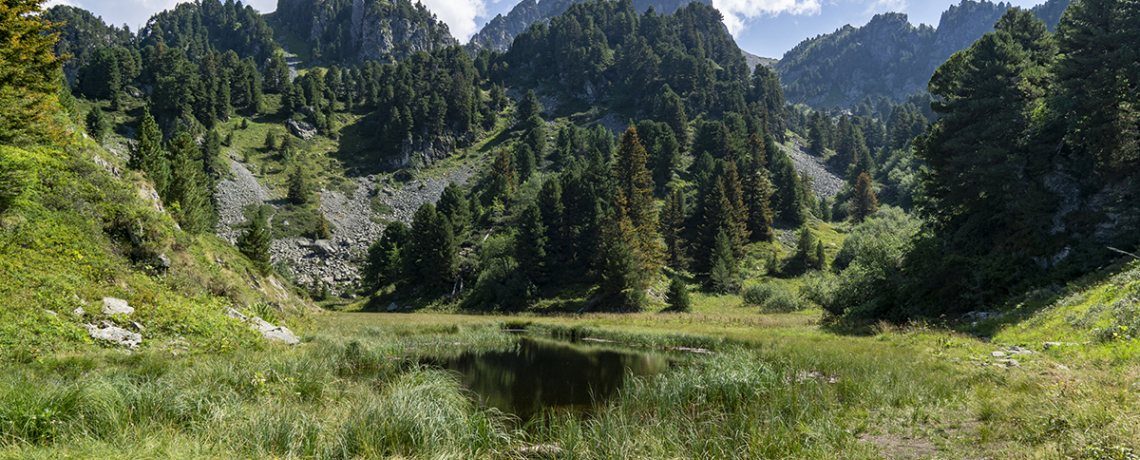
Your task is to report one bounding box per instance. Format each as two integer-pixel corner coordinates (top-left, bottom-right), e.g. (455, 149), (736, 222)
(86, 105), (110, 143)
(265, 130), (278, 151)
(490, 147), (515, 197)
(166, 131), (215, 234)
(656, 85), (689, 149)
(794, 225), (818, 269)
(202, 129), (223, 178)
(709, 229), (736, 292)
(517, 89), (542, 124)
(538, 178), (566, 256)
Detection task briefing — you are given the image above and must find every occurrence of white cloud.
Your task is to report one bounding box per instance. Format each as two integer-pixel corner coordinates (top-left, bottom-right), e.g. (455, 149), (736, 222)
(47, 0), (276, 30)
(867, 0), (907, 15)
(713, 0), (823, 35)
(417, 0), (487, 41)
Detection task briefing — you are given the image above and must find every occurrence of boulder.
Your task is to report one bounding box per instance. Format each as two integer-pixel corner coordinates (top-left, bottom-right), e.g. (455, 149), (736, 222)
(251, 317), (300, 345)
(387, 302), (399, 312)
(72, 306), (86, 317)
(287, 119), (317, 140)
(86, 324), (143, 348)
(102, 297), (134, 316)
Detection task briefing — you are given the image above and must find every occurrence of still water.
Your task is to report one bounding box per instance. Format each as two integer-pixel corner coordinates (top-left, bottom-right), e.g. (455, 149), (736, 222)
(433, 336), (670, 420)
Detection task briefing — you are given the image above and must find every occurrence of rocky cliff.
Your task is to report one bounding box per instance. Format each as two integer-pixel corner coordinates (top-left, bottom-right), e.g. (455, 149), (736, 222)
(776, 0), (1071, 108)
(275, 0), (457, 64)
(467, 0), (712, 53)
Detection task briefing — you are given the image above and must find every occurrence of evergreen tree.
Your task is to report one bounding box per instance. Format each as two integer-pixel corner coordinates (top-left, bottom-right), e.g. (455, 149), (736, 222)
(517, 89), (543, 124)
(286, 165), (311, 205)
(86, 105), (110, 143)
(408, 203), (456, 287)
(129, 107), (171, 198)
(723, 159), (749, 256)
(697, 176), (734, 272)
(599, 222), (645, 311)
(656, 85), (689, 150)
(808, 111), (831, 155)
(708, 229), (736, 292)
(769, 145), (808, 224)
(362, 221), (410, 292)
(815, 240), (827, 270)
(538, 178), (566, 257)
(794, 225), (819, 269)
(610, 127), (664, 283)
(666, 276), (691, 312)
(850, 173), (878, 223)
(437, 181), (471, 238)
(1054, 0), (1140, 169)
(490, 147), (515, 198)
(238, 213), (271, 271)
(314, 211), (332, 239)
(661, 187), (687, 270)
(515, 203), (547, 277)
(514, 144), (537, 184)
(202, 129), (223, 178)
(744, 134), (775, 241)
(167, 132), (215, 234)
(0, 0), (65, 143)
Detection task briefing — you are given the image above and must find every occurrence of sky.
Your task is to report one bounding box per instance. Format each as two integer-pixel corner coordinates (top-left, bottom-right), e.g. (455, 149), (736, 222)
(46, 0), (1049, 59)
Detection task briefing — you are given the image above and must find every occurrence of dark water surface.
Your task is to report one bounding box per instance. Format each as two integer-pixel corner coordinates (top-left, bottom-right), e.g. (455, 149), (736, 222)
(433, 336), (670, 420)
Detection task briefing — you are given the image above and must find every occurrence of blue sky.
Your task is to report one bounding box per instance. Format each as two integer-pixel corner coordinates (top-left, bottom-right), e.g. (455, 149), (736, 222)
(47, 0), (1049, 59)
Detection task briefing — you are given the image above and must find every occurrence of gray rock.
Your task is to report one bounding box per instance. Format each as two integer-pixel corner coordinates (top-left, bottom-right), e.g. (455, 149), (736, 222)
(1007, 346), (1034, 355)
(287, 119), (317, 140)
(1043, 342), (1064, 350)
(72, 306), (86, 317)
(387, 302), (399, 312)
(86, 324), (143, 348)
(44, 310), (58, 316)
(128, 321), (146, 332)
(226, 308), (248, 321)
(102, 297), (134, 316)
(991, 351), (1006, 358)
(251, 317), (300, 345)
(157, 253), (172, 270)
(310, 239), (336, 254)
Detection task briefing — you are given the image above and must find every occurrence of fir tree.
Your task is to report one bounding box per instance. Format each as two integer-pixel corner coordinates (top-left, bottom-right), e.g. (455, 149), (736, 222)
(437, 182), (471, 238)
(794, 225), (819, 269)
(166, 131), (215, 234)
(315, 211), (332, 240)
(538, 178), (566, 256)
(86, 105), (110, 143)
(202, 129), (223, 178)
(265, 130), (278, 151)
(0, 0), (65, 143)
(517, 89), (543, 124)
(709, 229), (736, 292)
(490, 147), (515, 197)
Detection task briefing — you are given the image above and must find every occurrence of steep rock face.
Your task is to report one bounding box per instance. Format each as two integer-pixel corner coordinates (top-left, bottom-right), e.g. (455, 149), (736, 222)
(776, 0), (1071, 108)
(468, 0), (712, 53)
(275, 0), (457, 64)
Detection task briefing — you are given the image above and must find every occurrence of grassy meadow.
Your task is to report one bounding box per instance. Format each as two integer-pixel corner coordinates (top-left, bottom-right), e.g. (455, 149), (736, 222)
(5, 258), (1140, 460)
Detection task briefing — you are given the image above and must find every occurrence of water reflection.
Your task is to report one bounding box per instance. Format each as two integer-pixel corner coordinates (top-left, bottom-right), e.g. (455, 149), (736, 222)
(434, 336), (670, 420)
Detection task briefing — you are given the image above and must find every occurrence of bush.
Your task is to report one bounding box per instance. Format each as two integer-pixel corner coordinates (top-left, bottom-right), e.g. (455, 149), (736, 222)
(742, 282), (802, 312)
(666, 277), (691, 312)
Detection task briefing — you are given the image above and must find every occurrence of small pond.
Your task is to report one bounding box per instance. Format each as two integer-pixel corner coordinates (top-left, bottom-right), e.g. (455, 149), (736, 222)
(430, 336), (671, 420)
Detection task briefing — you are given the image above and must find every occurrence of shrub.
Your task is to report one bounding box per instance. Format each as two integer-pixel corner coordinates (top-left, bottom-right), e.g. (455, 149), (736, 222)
(742, 282), (802, 312)
(666, 277), (691, 312)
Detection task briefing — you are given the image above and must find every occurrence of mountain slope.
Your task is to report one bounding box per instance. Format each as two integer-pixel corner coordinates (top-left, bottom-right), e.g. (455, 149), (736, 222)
(468, 0), (711, 53)
(776, 0), (1071, 107)
(272, 0), (457, 64)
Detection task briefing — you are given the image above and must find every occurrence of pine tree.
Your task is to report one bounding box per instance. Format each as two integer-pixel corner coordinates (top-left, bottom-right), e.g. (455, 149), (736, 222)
(238, 213), (272, 271)
(86, 105), (110, 143)
(408, 203), (456, 287)
(744, 134), (775, 241)
(286, 165), (311, 205)
(315, 211), (332, 239)
(661, 187), (687, 270)
(362, 221), (410, 292)
(514, 144), (537, 184)
(850, 173), (878, 223)
(815, 241), (827, 270)
(538, 178), (565, 256)
(794, 225), (818, 268)
(129, 107), (171, 198)
(666, 276), (691, 312)
(437, 181), (471, 238)
(265, 129), (278, 151)
(515, 203), (547, 277)
(723, 159), (750, 256)
(0, 0), (65, 143)
(611, 127), (664, 283)
(517, 89), (543, 124)
(709, 229), (736, 292)
(202, 129), (223, 178)
(490, 147), (515, 197)
(166, 131), (215, 234)
(656, 84), (689, 150)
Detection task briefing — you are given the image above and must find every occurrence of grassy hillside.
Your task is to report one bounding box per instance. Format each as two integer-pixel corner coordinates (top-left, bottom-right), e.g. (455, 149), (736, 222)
(0, 133), (311, 361)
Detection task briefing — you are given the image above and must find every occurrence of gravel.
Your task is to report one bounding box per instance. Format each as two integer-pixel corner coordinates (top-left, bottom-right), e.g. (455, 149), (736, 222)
(779, 137), (844, 199)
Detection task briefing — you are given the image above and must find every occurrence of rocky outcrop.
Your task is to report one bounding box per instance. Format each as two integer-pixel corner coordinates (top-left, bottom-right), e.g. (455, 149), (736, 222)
(287, 119), (317, 140)
(226, 308), (300, 345)
(468, 0), (712, 53)
(86, 323), (143, 348)
(277, 0), (456, 64)
(101, 297), (134, 316)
